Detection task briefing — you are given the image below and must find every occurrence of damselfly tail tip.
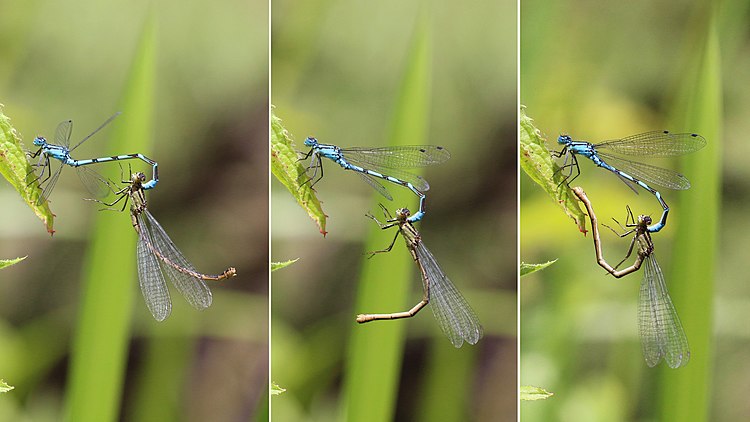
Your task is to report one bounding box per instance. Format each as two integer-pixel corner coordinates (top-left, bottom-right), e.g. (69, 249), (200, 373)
(223, 267), (237, 278)
(355, 314), (369, 324)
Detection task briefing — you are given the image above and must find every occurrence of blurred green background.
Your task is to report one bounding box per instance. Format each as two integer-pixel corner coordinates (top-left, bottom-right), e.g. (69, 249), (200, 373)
(271, 0), (517, 421)
(0, 0), (268, 420)
(521, 0), (746, 421)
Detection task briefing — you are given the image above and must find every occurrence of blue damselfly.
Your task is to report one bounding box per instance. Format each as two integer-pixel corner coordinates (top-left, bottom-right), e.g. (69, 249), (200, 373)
(301, 138), (450, 222)
(30, 113), (158, 204)
(556, 131), (705, 232)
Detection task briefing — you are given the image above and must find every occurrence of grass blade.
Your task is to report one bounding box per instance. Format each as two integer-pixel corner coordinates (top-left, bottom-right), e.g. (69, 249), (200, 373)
(340, 12), (431, 422)
(659, 9), (721, 422)
(63, 16), (156, 421)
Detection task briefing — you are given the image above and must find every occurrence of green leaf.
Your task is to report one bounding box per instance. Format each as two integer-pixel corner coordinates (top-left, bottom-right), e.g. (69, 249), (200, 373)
(0, 380), (14, 393)
(0, 108), (55, 233)
(520, 385), (553, 401)
(271, 109), (327, 235)
(520, 260), (557, 277)
(271, 382), (286, 396)
(0, 256), (26, 270)
(271, 259), (298, 272)
(520, 106), (586, 232)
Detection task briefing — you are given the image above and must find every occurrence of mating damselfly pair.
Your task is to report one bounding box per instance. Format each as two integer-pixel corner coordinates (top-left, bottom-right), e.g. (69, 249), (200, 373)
(30, 114), (236, 321)
(552, 129), (703, 368)
(299, 138), (482, 347)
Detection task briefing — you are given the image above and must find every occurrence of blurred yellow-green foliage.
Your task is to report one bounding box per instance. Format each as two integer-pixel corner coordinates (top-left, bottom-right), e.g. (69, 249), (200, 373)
(521, 0), (743, 421)
(271, 0), (517, 421)
(0, 1), (268, 420)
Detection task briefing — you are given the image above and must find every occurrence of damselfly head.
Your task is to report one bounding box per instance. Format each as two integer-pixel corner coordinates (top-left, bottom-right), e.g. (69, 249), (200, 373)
(304, 137), (318, 147)
(638, 215), (652, 226)
(130, 172), (146, 185)
(33, 137), (46, 147)
(557, 134), (572, 145)
(396, 208), (411, 219)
